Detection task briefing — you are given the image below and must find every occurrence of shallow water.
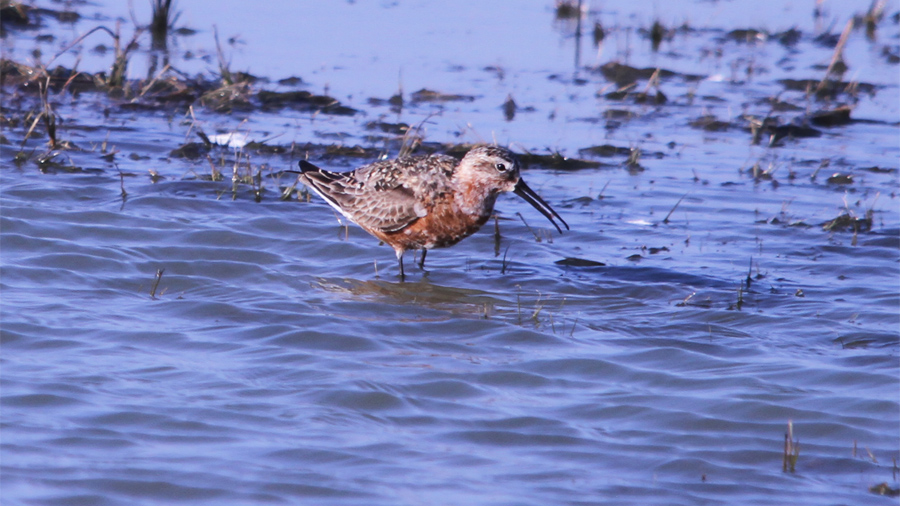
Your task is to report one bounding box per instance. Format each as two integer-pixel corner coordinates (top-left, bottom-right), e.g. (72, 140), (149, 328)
(2, 1), (899, 505)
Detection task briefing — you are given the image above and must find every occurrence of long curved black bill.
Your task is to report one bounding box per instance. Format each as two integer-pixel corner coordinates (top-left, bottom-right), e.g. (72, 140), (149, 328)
(513, 179), (569, 234)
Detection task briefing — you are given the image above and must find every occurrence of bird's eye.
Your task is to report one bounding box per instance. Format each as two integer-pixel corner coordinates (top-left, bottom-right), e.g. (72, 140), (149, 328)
(496, 163), (507, 172)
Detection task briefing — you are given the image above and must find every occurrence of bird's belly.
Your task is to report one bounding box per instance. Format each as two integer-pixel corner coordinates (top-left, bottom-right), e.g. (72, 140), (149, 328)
(387, 206), (491, 251)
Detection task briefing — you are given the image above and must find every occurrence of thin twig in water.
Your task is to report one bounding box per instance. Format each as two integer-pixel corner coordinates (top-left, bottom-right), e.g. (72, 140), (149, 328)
(531, 290), (544, 323)
(642, 68), (661, 94)
(516, 286), (522, 325)
(138, 63), (172, 97)
(783, 420), (799, 472)
(22, 76), (55, 149)
(597, 180), (610, 199)
(213, 26), (234, 85)
(501, 245), (511, 274)
(206, 155), (221, 181)
(516, 212), (540, 241)
(663, 193), (689, 224)
(745, 257), (753, 289)
(117, 166), (127, 198)
(493, 215), (501, 256)
(815, 20), (853, 94)
(47, 26), (117, 68)
(150, 268), (165, 299)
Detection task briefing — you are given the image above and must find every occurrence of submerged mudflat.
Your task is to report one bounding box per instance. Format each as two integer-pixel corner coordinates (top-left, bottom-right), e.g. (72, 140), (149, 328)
(2, 1), (898, 505)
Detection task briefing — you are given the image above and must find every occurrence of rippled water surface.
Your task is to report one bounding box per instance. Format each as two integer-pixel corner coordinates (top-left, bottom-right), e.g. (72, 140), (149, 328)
(2, 1), (899, 505)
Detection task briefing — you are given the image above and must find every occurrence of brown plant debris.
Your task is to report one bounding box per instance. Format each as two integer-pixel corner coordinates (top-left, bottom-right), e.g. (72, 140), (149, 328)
(410, 88), (476, 103)
(821, 211), (873, 233)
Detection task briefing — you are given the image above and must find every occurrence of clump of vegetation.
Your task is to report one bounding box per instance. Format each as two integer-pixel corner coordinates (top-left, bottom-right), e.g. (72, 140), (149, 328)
(822, 211), (873, 233)
(649, 19), (668, 51)
(856, 0), (887, 40)
(554, 0), (582, 19)
(592, 22), (605, 44)
(149, 0), (180, 49)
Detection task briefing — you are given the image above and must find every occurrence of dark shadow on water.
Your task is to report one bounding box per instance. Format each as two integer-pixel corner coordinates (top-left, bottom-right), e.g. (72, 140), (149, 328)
(313, 276), (501, 305)
(595, 265), (733, 289)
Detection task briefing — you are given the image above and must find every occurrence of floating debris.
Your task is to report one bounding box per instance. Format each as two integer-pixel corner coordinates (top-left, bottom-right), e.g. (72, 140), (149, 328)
(555, 257), (606, 267)
(810, 106), (852, 126)
(604, 109), (635, 121)
(243, 141), (287, 154)
(822, 212), (873, 233)
(257, 90), (358, 115)
(364, 121), (410, 135)
(199, 82), (252, 112)
(592, 22), (605, 44)
(554, 0), (582, 19)
(0, 2), (34, 27)
(826, 173), (854, 185)
(324, 145), (381, 158)
(367, 94), (405, 111)
(775, 28), (802, 47)
(277, 76), (303, 86)
(778, 78), (877, 98)
(690, 115), (732, 132)
(578, 144), (634, 157)
(861, 166), (896, 174)
(258, 90), (333, 107)
(725, 28), (768, 43)
(169, 142), (210, 159)
(603, 89), (667, 104)
(502, 94), (517, 121)
(869, 483), (900, 497)
(483, 65), (505, 80)
(764, 123), (822, 146)
(767, 119), (822, 143)
(410, 88), (476, 103)
(761, 97), (804, 112)
(591, 62), (704, 87)
(647, 20), (669, 51)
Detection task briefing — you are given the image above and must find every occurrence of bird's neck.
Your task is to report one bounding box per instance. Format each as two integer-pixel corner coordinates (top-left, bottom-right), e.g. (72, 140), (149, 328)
(454, 175), (499, 219)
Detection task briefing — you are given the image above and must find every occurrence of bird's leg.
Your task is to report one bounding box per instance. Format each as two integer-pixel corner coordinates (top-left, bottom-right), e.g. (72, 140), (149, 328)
(418, 249), (427, 270)
(397, 251), (406, 282)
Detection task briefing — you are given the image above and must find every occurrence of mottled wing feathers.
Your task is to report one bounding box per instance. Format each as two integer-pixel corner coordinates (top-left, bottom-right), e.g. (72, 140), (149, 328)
(299, 155), (457, 233)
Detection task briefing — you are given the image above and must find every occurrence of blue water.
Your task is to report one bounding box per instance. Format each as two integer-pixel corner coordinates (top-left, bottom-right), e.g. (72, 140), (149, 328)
(2, 1), (898, 505)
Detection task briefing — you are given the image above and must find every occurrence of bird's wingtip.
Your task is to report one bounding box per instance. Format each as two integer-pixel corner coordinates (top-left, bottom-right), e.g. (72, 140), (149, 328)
(298, 160), (320, 173)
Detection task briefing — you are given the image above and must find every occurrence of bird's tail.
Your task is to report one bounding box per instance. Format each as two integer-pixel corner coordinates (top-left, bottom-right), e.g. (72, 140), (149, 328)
(297, 160), (320, 173)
